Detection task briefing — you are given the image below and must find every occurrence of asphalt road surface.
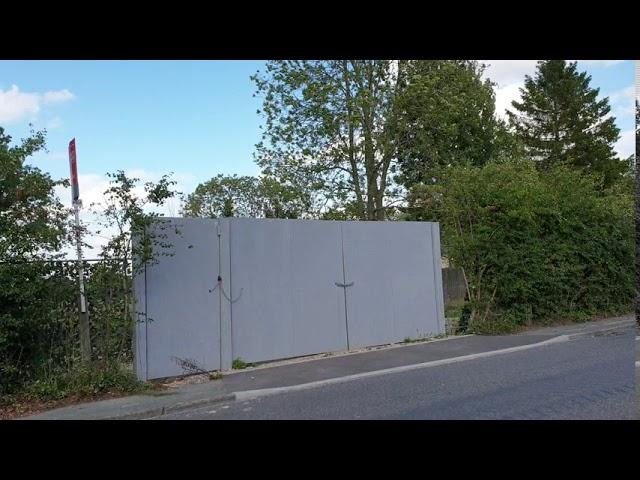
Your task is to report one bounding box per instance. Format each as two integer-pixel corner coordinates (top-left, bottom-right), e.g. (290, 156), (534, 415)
(159, 325), (636, 420)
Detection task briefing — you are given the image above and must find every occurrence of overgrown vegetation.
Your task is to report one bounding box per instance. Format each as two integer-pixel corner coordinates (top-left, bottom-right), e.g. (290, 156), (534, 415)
(407, 160), (634, 333)
(0, 128), (178, 405)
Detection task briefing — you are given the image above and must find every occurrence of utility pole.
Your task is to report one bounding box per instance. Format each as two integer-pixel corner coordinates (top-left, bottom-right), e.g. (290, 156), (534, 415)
(69, 138), (91, 363)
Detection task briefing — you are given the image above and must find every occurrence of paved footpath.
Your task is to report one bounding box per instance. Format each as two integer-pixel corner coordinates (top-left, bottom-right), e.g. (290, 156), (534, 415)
(24, 315), (635, 420)
(636, 324), (640, 418)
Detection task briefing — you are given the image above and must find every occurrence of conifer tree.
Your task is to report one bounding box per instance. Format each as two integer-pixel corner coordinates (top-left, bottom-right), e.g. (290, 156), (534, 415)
(508, 60), (624, 186)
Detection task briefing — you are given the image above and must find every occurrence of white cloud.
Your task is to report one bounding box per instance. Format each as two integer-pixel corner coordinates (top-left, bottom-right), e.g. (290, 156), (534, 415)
(608, 85), (635, 118)
(494, 82), (524, 120)
(480, 61), (539, 120)
(0, 85), (40, 123)
(43, 89), (75, 104)
(572, 60), (625, 67)
(0, 84), (75, 124)
(614, 129), (634, 159)
(480, 60), (538, 87)
(54, 170), (195, 259)
(46, 116), (63, 129)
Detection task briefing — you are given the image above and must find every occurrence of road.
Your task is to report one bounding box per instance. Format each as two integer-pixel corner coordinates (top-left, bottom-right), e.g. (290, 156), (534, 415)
(158, 323), (636, 420)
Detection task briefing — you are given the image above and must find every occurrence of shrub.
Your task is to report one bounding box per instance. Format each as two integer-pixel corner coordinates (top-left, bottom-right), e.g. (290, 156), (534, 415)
(408, 160), (634, 333)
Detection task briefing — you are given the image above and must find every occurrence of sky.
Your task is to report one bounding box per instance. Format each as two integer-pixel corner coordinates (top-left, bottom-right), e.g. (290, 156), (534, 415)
(0, 60), (636, 256)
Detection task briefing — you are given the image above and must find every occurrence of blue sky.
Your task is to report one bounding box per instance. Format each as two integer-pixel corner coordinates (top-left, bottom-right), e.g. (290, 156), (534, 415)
(0, 60), (635, 214)
(0, 61), (265, 189)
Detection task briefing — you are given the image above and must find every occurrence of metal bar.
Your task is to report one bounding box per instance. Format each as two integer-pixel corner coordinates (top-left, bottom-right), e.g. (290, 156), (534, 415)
(73, 202), (92, 363)
(0, 258), (127, 264)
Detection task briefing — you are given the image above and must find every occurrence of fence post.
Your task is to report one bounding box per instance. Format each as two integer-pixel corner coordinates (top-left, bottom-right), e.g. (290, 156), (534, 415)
(73, 203), (91, 364)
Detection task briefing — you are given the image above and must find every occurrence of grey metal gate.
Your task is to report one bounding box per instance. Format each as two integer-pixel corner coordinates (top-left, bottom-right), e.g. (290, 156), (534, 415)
(229, 219), (348, 364)
(134, 218), (444, 381)
(341, 221), (444, 348)
(135, 218), (221, 380)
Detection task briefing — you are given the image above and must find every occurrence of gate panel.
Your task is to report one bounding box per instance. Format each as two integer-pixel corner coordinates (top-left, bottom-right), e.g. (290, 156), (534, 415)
(230, 219), (347, 363)
(140, 218), (221, 380)
(341, 221), (443, 349)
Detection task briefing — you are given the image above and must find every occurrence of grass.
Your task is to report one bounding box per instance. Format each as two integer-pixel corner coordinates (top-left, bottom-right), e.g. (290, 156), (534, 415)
(232, 358), (253, 370)
(0, 364), (158, 420)
(402, 333), (447, 344)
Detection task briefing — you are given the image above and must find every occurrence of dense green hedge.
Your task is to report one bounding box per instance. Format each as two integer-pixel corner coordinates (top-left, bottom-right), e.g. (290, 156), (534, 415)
(408, 160), (634, 333)
(0, 261), (135, 397)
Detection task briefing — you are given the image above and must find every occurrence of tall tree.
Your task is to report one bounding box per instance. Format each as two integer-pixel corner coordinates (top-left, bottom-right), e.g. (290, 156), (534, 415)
(0, 126), (70, 393)
(0, 127), (67, 260)
(253, 60), (402, 220)
(395, 60), (503, 187)
(253, 61), (513, 220)
(181, 174), (311, 219)
(507, 60), (624, 186)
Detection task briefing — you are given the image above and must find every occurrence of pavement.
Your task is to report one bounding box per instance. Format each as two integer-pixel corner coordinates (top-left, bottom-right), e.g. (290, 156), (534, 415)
(23, 314), (635, 420)
(636, 323), (640, 417)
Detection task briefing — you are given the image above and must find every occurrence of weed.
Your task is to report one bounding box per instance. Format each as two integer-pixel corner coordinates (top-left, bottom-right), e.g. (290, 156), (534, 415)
(232, 358), (252, 370)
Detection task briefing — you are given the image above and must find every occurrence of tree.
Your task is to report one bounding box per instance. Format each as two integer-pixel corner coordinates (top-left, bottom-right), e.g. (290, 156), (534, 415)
(91, 170), (179, 271)
(636, 100), (639, 326)
(409, 160), (634, 333)
(253, 61), (518, 220)
(253, 60), (402, 220)
(0, 127), (68, 261)
(181, 173), (311, 219)
(507, 60), (624, 186)
(0, 126), (71, 394)
(182, 175), (262, 218)
(394, 60), (504, 187)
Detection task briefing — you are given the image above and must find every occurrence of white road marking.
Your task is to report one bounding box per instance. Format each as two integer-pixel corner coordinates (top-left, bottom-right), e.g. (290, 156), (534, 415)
(234, 335), (571, 401)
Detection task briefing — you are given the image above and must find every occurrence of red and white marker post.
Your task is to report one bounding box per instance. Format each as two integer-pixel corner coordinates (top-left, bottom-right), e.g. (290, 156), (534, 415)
(69, 138), (91, 363)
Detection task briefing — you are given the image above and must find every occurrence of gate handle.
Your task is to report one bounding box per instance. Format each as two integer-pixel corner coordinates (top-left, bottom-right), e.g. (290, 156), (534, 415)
(335, 281), (354, 288)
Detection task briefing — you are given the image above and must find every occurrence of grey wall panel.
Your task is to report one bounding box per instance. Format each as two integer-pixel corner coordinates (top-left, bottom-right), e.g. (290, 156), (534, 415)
(143, 218), (220, 379)
(430, 223), (445, 333)
(341, 221), (443, 349)
(230, 219), (348, 363)
(217, 219), (233, 370)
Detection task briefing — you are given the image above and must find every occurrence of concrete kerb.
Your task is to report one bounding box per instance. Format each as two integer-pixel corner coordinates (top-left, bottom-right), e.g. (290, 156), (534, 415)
(565, 322), (635, 341)
(233, 334), (572, 402)
(139, 393), (237, 420)
(221, 333), (476, 376)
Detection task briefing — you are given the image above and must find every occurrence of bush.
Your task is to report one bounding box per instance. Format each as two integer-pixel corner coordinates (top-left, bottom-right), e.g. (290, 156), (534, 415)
(0, 260), (135, 396)
(408, 160), (634, 333)
(25, 365), (142, 401)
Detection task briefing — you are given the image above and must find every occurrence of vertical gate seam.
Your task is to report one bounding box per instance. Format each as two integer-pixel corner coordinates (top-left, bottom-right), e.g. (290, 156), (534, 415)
(340, 223), (350, 350)
(144, 244), (149, 381)
(229, 219), (234, 363)
(217, 220), (222, 370)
